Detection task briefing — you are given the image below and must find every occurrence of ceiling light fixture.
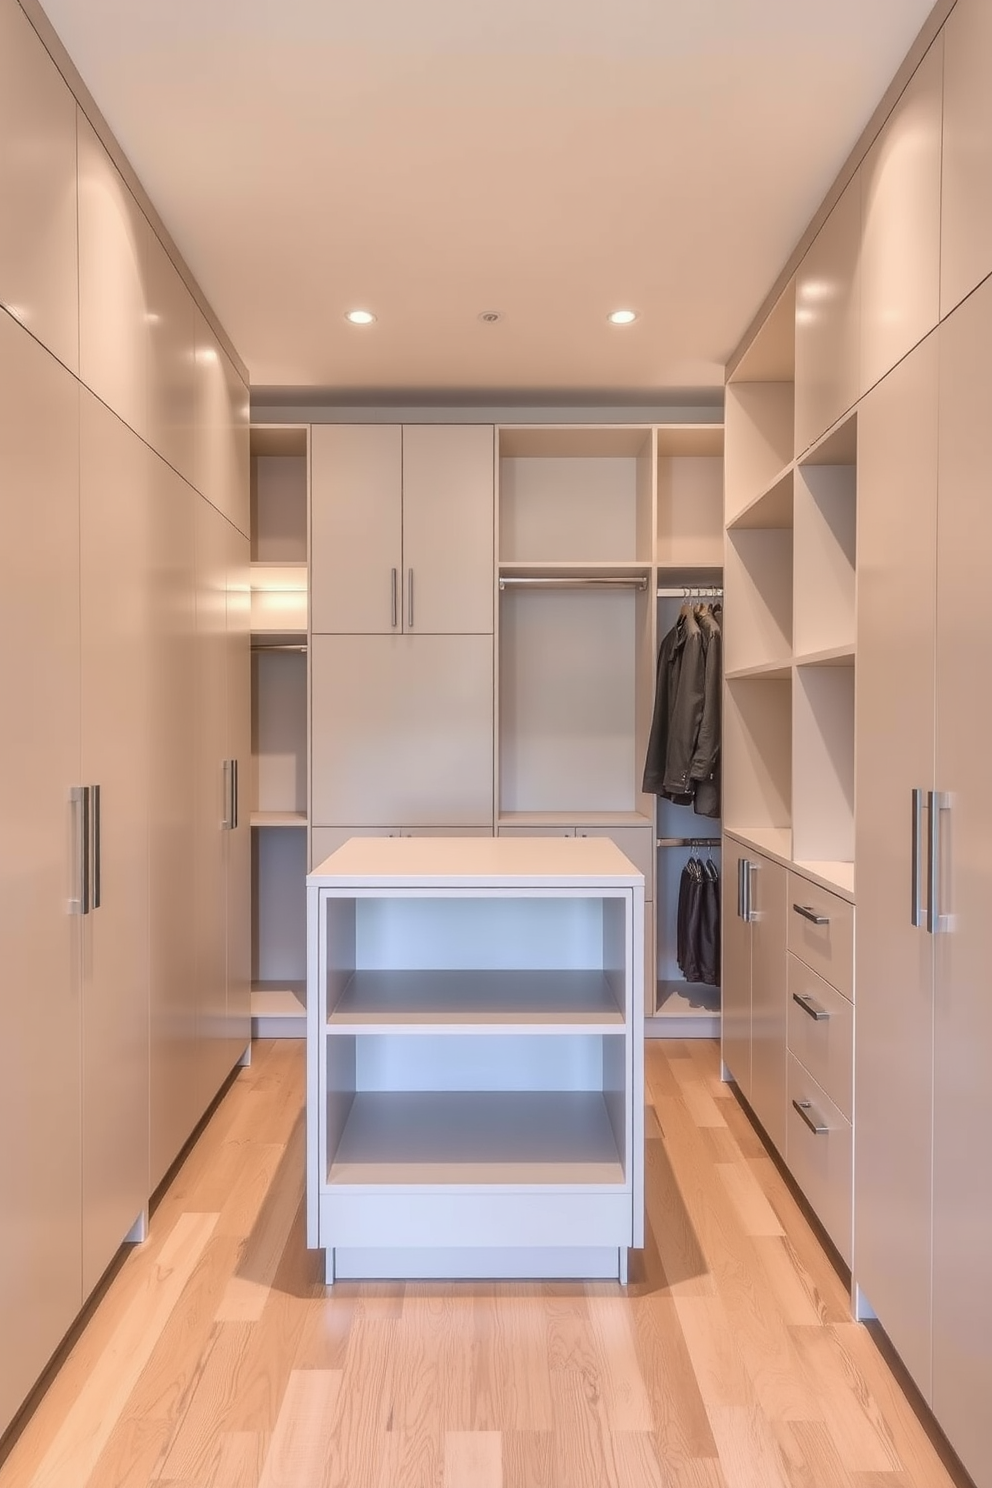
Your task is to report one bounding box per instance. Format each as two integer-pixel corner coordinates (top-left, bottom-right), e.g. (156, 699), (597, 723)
(608, 309), (638, 325)
(345, 309), (376, 325)
(478, 311), (503, 324)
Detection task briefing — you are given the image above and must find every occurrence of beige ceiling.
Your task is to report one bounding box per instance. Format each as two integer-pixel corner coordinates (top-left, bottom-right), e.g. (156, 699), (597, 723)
(38, 0), (936, 398)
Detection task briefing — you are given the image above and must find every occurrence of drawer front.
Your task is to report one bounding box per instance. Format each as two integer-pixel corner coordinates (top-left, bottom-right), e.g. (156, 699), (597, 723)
(787, 874), (854, 999)
(787, 955), (853, 1120)
(786, 1054), (853, 1266)
(320, 1188), (633, 1250)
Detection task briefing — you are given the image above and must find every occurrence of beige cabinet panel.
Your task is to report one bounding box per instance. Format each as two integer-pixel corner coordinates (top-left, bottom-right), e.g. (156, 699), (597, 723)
(226, 527), (252, 1067)
(79, 392), (152, 1296)
(721, 844), (752, 1099)
(193, 309), (250, 538)
(786, 956), (853, 1121)
(310, 424), (402, 633)
(402, 425), (494, 633)
(148, 460), (199, 1191)
(77, 114), (149, 442)
(854, 333), (938, 1401)
(748, 853), (788, 1155)
(941, 0), (992, 318)
(0, 314), (82, 1435)
(860, 41), (942, 397)
(931, 275), (992, 1486)
(145, 232), (197, 486)
(786, 1054), (852, 1266)
(311, 635), (494, 828)
(0, 0), (78, 373)
(786, 876), (854, 1000)
(794, 175), (861, 456)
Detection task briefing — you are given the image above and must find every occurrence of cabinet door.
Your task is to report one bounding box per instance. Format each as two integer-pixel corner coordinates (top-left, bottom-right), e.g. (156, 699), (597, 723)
(402, 425), (494, 634)
(721, 845), (752, 1099)
(794, 175), (862, 455)
(854, 333), (938, 1399)
(0, 315), (82, 1434)
(311, 634), (494, 827)
(941, 0), (992, 319)
(931, 275), (992, 1484)
(311, 425), (402, 633)
(748, 853), (787, 1154)
(79, 393), (152, 1296)
(193, 310), (250, 538)
(0, 0), (78, 374)
(226, 527), (252, 1066)
(148, 460), (199, 1191)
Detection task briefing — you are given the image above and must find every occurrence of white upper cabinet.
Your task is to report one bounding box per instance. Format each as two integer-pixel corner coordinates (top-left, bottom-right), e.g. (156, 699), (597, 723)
(794, 175), (862, 456)
(311, 424), (494, 635)
(193, 308), (250, 537)
(77, 113), (149, 443)
(860, 41), (943, 398)
(0, 0), (78, 375)
(145, 232), (197, 487)
(941, 0), (992, 319)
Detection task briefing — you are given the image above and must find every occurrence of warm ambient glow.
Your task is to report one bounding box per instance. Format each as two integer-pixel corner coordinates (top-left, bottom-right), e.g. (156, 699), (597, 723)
(345, 309), (376, 325)
(608, 309), (637, 325)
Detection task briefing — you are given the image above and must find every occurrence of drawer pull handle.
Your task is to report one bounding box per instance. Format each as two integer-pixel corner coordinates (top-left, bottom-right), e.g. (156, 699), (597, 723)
(792, 992), (829, 1022)
(793, 903), (829, 926)
(792, 1098), (829, 1135)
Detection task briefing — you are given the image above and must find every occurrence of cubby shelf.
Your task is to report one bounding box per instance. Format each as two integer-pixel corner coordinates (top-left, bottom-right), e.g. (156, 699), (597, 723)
(251, 811), (307, 828)
(727, 465), (795, 531)
(794, 646), (855, 668)
(726, 660), (792, 681)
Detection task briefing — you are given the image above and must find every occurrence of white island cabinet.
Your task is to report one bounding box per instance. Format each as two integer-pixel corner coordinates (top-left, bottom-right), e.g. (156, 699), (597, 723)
(306, 836), (644, 1284)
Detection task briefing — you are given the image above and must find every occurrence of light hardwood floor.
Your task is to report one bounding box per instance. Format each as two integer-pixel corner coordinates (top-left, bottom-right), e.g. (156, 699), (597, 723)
(0, 1039), (969, 1488)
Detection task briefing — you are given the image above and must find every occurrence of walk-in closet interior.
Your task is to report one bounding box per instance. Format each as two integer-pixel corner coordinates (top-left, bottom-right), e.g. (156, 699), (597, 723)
(4, 0), (992, 1484)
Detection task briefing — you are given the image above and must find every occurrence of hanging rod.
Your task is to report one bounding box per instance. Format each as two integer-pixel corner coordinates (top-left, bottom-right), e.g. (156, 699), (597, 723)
(251, 642), (308, 653)
(657, 836), (722, 848)
(657, 586), (723, 599)
(499, 576), (648, 591)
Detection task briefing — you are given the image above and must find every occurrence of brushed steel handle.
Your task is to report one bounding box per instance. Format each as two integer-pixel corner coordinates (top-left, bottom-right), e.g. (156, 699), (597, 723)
(792, 1098), (828, 1135)
(927, 790), (949, 935)
(792, 991), (829, 1021)
(744, 860), (756, 923)
(793, 903), (828, 925)
(231, 759), (239, 831)
(737, 857), (745, 919)
(91, 783), (101, 910)
(70, 785), (90, 915)
(390, 568), (398, 628)
(222, 759), (232, 831)
(408, 567), (414, 629)
(911, 787), (924, 928)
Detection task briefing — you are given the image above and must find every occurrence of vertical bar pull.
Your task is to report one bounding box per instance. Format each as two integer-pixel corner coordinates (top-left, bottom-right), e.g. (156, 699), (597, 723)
(70, 785), (90, 915)
(232, 759), (239, 830)
(911, 787), (924, 928)
(737, 857), (745, 920)
(408, 568), (414, 629)
(390, 568), (398, 628)
(91, 783), (101, 910)
(222, 759), (232, 831)
(927, 791), (949, 935)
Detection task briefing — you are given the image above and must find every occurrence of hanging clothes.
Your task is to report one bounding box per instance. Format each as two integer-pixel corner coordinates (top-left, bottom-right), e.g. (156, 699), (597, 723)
(642, 602), (721, 817)
(676, 855), (721, 986)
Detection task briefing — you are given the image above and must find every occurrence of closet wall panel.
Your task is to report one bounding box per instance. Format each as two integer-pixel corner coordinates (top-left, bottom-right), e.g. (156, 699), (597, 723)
(941, 0), (992, 319)
(0, 0), (78, 374)
(401, 424), (494, 634)
(79, 393), (152, 1295)
(310, 424), (402, 634)
(145, 231), (197, 487)
(226, 529), (252, 1068)
(794, 176), (862, 455)
(193, 309), (250, 538)
(0, 312), (82, 1434)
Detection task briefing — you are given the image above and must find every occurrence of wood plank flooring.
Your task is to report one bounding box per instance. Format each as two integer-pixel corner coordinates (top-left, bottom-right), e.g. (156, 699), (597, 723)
(0, 1039), (968, 1488)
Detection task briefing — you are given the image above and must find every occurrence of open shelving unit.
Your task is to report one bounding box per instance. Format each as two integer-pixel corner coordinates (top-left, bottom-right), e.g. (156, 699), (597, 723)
(250, 425), (309, 1037)
(306, 834), (644, 1283)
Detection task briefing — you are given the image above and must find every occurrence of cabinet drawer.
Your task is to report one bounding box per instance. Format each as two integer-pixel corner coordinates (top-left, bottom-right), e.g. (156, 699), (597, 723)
(787, 955), (853, 1120)
(786, 1054), (852, 1266)
(787, 875), (854, 999)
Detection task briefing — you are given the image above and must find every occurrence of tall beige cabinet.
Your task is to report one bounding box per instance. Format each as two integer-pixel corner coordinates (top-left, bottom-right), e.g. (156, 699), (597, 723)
(0, 0), (249, 1439)
(724, 4), (992, 1484)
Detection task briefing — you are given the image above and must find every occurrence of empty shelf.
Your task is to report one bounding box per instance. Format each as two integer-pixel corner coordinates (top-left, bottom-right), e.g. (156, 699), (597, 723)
(327, 969), (624, 1030)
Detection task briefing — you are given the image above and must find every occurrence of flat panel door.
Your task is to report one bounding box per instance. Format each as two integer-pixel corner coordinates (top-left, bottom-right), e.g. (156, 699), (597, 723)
(77, 114), (149, 443)
(931, 275), (992, 1487)
(193, 310), (250, 538)
(0, 315), (81, 1434)
(148, 460), (199, 1191)
(226, 526), (252, 1066)
(794, 175), (862, 455)
(311, 425), (402, 633)
(859, 40), (942, 396)
(0, 0), (78, 373)
(721, 845), (752, 1100)
(402, 425), (494, 634)
(854, 333), (938, 1399)
(79, 393), (151, 1295)
(145, 231), (196, 486)
(941, 0), (992, 318)
(749, 853), (787, 1155)
(311, 634), (494, 827)
(195, 496), (234, 1108)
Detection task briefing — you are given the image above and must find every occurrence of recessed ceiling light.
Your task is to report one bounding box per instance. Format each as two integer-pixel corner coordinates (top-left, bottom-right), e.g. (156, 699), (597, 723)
(608, 309), (638, 325)
(345, 309), (376, 325)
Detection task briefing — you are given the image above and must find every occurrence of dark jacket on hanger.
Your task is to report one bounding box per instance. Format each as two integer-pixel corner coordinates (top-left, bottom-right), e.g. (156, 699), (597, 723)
(691, 606), (722, 818)
(641, 607), (707, 801)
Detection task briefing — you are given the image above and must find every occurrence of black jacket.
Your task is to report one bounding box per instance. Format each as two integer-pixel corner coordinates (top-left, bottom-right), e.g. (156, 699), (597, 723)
(642, 606), (721, 816)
